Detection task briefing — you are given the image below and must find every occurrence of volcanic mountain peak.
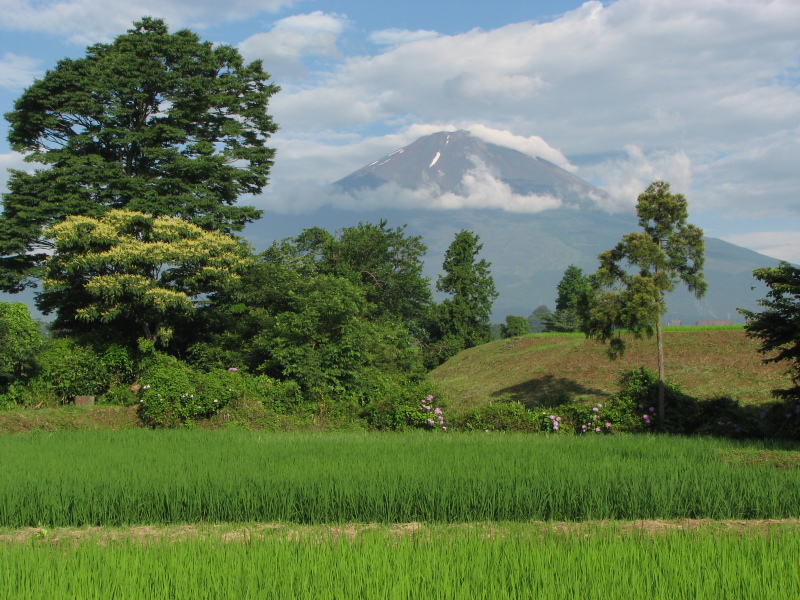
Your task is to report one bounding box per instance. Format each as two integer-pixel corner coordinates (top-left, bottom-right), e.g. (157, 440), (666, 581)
(335, 129), (608, 207)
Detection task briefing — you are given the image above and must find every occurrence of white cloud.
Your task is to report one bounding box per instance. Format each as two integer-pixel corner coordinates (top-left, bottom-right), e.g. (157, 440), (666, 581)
(368, 28), (439, 46)
(464, 125), (575, 171)
(585, 145), (693, 212)
(722, 232), (800, 265)
(691, 131), (800, 217)
(436, 163), (563, 213)
(0, 53), (41, 90)
(0, 0), (299, 43)
(273, 11), (346, 34)
(238, 11), (348, 80)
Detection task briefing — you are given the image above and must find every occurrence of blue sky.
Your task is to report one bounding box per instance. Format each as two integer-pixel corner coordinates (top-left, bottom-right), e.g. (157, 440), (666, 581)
(1, 0), (799, 262)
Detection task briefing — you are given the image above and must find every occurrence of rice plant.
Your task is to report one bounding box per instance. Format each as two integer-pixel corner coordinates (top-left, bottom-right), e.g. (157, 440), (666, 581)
(2, 523), (798, 600)
(0, 430), (798, 527)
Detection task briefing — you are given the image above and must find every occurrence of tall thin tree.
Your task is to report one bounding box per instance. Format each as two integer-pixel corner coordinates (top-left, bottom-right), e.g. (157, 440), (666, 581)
(579, 181), (706, 424)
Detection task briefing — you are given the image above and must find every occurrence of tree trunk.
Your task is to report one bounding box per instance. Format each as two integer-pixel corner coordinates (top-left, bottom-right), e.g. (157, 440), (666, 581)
(143, 321), (155, 343)
(656, 315), (666, 427)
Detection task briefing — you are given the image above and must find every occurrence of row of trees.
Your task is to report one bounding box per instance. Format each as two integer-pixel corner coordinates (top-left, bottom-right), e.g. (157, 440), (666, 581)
(0, 18), (500, 421)
(0, 210), (499, 408)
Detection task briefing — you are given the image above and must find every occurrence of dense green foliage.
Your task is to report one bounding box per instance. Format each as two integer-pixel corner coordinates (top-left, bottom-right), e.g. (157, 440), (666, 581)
(2, 431), (799, 527)
(37, 210), (253, 345)
(0, 302), (42, 391)
(4, 525), (799, 600)
(197, 223), (435, 412)
(0, 17), (278, 292)
(740, 262), (800, 402)
(500, 315), (529, 338)
(542, 264), (589, 332)
(579, 181), (706, 421)
(432, 230), (498, 362)
(287, 222), (433, 333)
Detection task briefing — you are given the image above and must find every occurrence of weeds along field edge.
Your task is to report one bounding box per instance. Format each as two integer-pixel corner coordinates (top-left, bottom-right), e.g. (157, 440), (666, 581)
(1, 430), (799, 526)
(2, 522), (799, 600)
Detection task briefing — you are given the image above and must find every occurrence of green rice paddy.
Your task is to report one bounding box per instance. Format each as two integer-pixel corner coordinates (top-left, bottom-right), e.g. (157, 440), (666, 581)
(3, 523), (799, 600)
(2, 431), (798, 598)
(1, 430), (799, 527)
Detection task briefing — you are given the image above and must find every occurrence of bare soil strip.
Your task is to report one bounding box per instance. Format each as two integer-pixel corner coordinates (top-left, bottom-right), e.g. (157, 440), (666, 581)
(3, 519), (799, 546)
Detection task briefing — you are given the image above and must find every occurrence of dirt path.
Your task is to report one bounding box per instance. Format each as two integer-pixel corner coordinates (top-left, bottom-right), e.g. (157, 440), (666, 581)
(3, 518), (799, 546)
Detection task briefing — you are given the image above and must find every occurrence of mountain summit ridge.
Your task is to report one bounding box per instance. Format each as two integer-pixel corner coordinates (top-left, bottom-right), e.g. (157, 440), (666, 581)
(335, 129), (608, 210)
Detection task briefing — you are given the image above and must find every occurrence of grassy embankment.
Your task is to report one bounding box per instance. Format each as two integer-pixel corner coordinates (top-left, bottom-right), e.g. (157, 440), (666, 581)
(431, 327), (785, 413)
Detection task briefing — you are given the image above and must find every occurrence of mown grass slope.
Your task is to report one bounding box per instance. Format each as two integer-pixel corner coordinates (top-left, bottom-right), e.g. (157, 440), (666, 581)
(431, 328), (786, 412)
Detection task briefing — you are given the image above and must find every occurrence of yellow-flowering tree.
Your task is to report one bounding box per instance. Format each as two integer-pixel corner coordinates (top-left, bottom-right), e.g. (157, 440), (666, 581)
(37, 210), (252, 346)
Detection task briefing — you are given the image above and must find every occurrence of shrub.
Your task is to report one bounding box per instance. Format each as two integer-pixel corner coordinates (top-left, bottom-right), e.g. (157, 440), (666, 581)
(138, 356), (238, 427)
(756, 399), (800, 440)
(98, 384), (140, 406)
(454, 402), (555, 432)
(258, 378), (306, 413)
(501, 315), (529, 338)
(0, 302), (43, 392)
(100, 344), (136, 386)
(35, 339), (110, 402)
(360, 380), (439, 431)
(607, 367), (696, 433)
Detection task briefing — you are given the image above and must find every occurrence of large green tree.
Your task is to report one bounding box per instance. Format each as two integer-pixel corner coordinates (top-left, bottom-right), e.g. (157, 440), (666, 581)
(578, 181), (706, 424)
(200, 236), (428, 405)
(287, 221), (433, 336)
(38, 210), (252, 347)
(434, 230), (498, 359)
(739, 262), (800, 402)
(1, 17), (278, 292)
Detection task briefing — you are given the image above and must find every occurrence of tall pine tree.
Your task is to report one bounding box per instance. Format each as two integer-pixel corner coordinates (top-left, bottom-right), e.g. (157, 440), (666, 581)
(434, 230), (498, 359)
(1, 17), (279, 292)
